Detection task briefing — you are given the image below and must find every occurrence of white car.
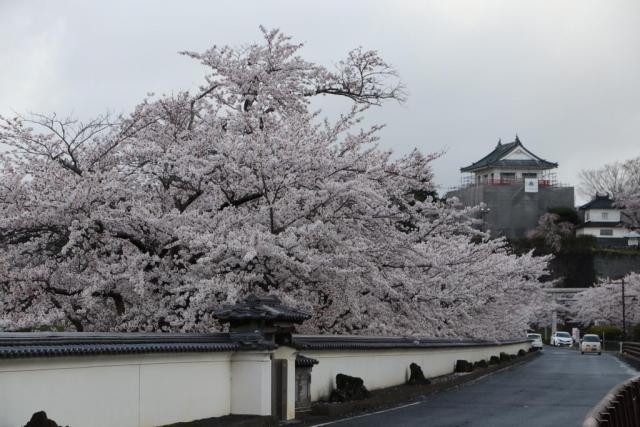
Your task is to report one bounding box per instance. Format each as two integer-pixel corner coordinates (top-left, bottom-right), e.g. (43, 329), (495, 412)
(580, 334), (602, 355)
(551, 331), (573, 347)
(527, 333), (543, 350)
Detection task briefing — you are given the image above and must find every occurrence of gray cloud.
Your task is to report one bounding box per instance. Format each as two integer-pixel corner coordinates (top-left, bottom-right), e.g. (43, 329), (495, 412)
(2, 0), (639, 204)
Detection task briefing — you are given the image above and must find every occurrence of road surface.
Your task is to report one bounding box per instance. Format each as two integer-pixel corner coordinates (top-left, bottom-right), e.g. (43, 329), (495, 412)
(319, 346), (637, 427)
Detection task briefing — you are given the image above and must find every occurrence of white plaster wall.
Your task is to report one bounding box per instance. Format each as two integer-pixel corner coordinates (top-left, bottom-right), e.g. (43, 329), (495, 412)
(0, 352), (233, 427)
(230, 352), (272, 416)
(302, 342), (529, 402)
(577, 227), (628, 238)
(502, 148), (536, 161)
(0, 341), (531, 424)
(139, 354), (232, 427)
(585, 209), (621, 222)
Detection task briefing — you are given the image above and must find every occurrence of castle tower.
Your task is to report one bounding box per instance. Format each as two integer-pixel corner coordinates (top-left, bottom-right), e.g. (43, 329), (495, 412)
(446, 136), (574, 238)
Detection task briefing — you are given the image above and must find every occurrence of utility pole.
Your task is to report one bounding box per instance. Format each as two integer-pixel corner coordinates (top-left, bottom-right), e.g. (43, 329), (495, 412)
(622, 278), (626, 342)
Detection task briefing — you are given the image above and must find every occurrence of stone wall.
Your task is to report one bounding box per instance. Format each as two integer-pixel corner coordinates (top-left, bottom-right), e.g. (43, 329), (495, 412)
(594, 251), (640, 280)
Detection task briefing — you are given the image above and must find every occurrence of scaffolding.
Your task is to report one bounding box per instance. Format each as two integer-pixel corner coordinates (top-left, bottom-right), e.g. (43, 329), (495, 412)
(451, 171), (570, 191)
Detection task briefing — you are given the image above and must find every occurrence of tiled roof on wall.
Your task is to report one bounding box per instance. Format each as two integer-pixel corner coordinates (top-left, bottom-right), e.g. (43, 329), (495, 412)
(0, 332), (273, 359)
(291, 335), (529, 350)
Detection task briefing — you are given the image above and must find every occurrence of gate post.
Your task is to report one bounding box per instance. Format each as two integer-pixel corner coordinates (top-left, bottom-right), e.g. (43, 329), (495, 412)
(271, 358), (288, 419)
(215, 295), (312, 420)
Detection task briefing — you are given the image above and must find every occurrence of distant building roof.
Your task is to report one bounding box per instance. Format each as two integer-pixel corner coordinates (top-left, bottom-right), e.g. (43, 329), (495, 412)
(576, 221), (623, 229)
(579, 194), (616, 210)
(460, 136), (558, 173)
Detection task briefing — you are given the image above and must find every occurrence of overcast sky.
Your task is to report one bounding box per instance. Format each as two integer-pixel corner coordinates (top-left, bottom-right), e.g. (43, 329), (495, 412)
(2, 0), (639, 204)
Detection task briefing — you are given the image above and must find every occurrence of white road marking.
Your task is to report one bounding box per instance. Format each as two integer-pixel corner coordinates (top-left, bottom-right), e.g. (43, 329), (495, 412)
(310, 401), (422, 426)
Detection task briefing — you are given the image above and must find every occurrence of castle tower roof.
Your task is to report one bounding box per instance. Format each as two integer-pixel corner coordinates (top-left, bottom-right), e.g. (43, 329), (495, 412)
(460, 136), (558, 173)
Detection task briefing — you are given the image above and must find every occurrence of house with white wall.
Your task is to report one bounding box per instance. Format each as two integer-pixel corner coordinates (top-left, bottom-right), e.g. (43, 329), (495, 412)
(576, 194), (639, 246)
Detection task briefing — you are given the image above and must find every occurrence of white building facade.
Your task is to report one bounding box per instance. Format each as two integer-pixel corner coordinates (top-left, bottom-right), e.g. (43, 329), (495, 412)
(576, 195), (639, 246)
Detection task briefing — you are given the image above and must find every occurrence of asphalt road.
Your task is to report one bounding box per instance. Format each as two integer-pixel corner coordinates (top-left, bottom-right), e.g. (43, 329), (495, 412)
(319, 347), (638, 427)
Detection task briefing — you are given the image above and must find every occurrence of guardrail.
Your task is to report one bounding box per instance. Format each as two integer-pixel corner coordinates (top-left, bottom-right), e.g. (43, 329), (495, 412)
(583, 376), (640, 427)
(621, 342), (640, 368)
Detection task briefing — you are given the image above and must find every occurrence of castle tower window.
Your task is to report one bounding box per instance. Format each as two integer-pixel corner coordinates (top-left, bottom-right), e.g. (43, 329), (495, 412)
(500, 172), (515, 183)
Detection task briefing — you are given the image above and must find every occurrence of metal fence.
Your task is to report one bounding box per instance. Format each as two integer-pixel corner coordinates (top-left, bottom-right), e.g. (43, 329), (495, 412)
(603, 340), (622, 352)
(621, 342), (640, 368)
(583, 376), (640, 427)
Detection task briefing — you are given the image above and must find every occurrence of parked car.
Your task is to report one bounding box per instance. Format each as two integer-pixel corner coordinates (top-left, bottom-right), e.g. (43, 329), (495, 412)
(551, 331), (573, 347)
(580, 334), (602, 355)
(527, 333), (543, 350)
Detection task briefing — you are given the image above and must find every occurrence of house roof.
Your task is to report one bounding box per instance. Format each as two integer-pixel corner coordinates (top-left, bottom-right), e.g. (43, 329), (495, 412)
(460, 136), (558, 173)
(576, 221), (622, 229)
(579, 195), (616, 210)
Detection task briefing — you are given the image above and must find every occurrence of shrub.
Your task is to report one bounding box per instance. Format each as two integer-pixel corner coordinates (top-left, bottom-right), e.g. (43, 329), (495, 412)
(588, 325), (623, 341)
(473, 359), (488, 369)
(631, 323), (640, 341)
(548, 207), (580, 225)
(455, 360), (474, 373)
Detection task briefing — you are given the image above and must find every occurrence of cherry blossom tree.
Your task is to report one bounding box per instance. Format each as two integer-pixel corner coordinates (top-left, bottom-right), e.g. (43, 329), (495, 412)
(619, 191), (640, 230)
(526, 213), (574, 252)
(572, 273), (640, 327)
(0, 28), (550, 339)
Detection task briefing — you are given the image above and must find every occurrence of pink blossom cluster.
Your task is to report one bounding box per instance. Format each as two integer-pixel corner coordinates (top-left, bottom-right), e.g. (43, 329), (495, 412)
(0, 28), (550, 339)
(572, 273), (640, 327)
